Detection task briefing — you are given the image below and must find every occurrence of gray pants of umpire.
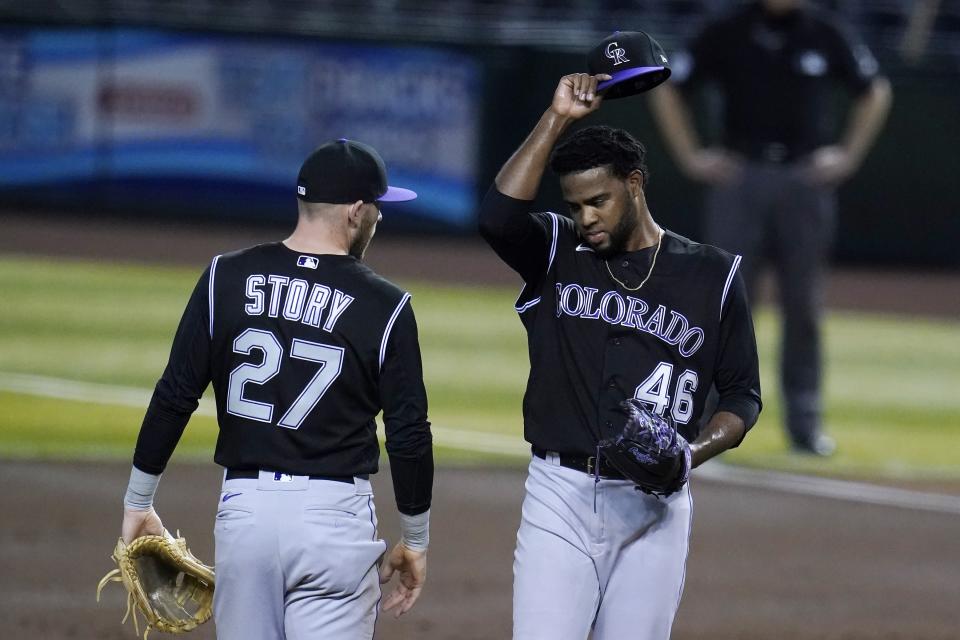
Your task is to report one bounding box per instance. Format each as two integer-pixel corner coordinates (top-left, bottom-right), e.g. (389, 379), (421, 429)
(703, 161), (835, 448)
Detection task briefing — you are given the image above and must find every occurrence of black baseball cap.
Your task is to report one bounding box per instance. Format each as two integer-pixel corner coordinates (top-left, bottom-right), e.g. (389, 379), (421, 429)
(587, 31), (671, 99)
(296, 138), (417, 204)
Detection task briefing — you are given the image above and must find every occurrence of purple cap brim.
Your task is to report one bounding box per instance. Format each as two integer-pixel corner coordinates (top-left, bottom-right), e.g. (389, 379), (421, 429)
(598, 66), (666, 92)
(379, 186), (418, 202)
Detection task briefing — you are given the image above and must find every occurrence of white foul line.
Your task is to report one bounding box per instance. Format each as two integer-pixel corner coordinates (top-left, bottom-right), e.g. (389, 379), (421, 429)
(694, 462), (960, 515)
(2, 371), (958, 515)
(0, 371), (216, 416)
(0, 371), (528, 457)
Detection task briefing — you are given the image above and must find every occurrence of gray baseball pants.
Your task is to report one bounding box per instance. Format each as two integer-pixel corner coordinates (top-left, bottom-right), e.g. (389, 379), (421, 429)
(513, 453), (693, 640)
(213, 471), (387, 640)
(703, 161), (836, 447)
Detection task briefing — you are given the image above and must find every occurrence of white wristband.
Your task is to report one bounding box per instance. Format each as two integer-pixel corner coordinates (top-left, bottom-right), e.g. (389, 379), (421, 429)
(124, 466), (161, 510)
(399, 509), (430, 551)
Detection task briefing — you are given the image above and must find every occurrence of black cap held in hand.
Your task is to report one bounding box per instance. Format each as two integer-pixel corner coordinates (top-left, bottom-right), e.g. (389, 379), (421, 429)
(587, 31), (671, 99)
(296, 139), (417, 204)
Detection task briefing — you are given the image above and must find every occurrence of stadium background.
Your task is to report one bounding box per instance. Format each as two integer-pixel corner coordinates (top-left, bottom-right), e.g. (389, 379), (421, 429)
(1, 1), (958, 638)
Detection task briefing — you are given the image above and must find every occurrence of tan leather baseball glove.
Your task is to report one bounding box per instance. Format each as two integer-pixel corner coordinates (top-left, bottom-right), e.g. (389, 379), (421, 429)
(96, 530), (215, 638)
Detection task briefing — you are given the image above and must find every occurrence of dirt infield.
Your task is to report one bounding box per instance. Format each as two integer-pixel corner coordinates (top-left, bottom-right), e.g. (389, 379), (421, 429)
(1, 459), (958, 640)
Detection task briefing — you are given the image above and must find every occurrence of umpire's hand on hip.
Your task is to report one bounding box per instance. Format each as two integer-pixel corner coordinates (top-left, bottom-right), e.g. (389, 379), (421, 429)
(680, 147), (743, 186)
(379, 542), (427, 618)
(802, 145), (858, 186)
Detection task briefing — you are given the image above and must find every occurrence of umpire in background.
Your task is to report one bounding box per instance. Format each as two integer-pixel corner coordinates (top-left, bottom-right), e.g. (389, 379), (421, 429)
(650, 0), (892, 455)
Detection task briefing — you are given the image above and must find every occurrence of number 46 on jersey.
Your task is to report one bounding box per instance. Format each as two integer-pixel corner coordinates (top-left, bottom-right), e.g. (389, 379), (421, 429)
(634, 362), (698, 424)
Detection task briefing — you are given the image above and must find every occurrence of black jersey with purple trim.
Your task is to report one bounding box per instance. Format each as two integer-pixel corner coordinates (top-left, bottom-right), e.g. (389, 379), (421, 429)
(133, 242), (433, 513)
(479, 187), (761, 456)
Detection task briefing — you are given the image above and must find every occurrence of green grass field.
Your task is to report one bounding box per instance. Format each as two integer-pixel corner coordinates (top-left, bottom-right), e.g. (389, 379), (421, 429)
(1, 254), (958, 480)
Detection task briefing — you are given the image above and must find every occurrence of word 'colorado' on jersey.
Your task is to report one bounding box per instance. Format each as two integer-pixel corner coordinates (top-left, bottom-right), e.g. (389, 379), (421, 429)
(244, 274), (353, 332)
(554, 282), (706, 357)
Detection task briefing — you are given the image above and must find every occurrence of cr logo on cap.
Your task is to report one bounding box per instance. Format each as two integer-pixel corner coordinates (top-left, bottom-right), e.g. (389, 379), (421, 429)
(605, 42), (630, 66)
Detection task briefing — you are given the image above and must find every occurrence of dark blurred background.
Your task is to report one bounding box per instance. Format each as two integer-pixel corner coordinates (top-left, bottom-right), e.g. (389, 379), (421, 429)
(1, 0), (958, 267)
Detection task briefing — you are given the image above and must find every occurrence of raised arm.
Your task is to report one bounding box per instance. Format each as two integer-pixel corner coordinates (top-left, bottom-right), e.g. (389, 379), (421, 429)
(478, 73), (609, 282)
(495, 73), (610, 198)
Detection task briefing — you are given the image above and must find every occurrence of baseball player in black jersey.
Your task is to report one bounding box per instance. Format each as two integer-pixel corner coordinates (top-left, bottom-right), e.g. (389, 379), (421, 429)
(479, 73), (762, 639)
(118, 139), (434, 639)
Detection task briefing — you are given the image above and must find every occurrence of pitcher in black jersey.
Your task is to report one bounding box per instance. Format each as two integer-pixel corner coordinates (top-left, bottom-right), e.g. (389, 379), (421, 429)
(479, 73), (762, 639)
(118, 139), (433, 639)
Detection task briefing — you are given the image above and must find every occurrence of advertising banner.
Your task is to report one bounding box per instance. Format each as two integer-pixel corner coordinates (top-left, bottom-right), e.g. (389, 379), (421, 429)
(0, 28), (481, 227)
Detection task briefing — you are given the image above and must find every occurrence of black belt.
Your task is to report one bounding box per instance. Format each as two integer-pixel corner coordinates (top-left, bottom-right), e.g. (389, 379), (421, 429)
(532, 447), (625, 480)
(225, 469), (368, 484)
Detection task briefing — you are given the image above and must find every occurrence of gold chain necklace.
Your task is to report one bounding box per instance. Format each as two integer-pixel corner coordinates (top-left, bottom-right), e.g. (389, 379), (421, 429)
(604, 227), (664, 292)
